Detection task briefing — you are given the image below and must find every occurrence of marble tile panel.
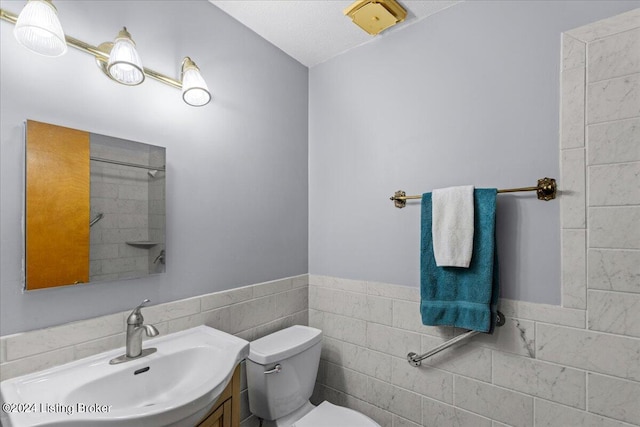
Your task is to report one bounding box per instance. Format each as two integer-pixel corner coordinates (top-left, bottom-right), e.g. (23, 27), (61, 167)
(252, 277), (293, 297)
(587, 74), (640, 124)
(453, 376), (533, 427)
(366, 323), (421, 358)
(367, 281), (420, 302)
(142, 298), (200, 325)
(562, 229), (587, 309)
(226, 295), (277, 334)
(390, 356), (453, 403)
(534, 399), (626, 427)
(367, 377), (422, 424)
(498, 298), (585, 328)
(474, 317), (536, 358)
(560, 149), (586, 229)
(588, 27), (640, 82)
(420, 335), (492, 383)
(73, 333), (125, 360)
(492, 352), (586, 409)
(200, 286), (253, 311)
(588, 290), (640, 338)
(392, 415), (421, 427)
(536, 323), (640, 381)
(308, 309), (324, 330)
(0, 347), (75, 381)
(200, 307), (230, 332)
(309, 275), (367, 293)
(5, 313), (124, 360)
(342, 342), (392, 382)
(561, 68), (586, 149)
(361, 295), (393, 326)
(588, 373), (640, 425)
(588, 249), (640, 293)
(292, 274), (309, 288)
(589, 207), (640, 249)
(343, 395), (393, 427)
(562, 33), (586, 71)
(321, 336), (344, 365)
(166, 313), (208, 334)
(323, 361), (369, 401)
(392, 299), (453, 338)
(422, 398), (492, 427)
(589, 162), (640, 206)
(309, 286), (367, 318)
(322, 311), (367, 347)
(275, 287), (308, 318)
(588, 117), (640, 165)
(566, 8), (640, 43)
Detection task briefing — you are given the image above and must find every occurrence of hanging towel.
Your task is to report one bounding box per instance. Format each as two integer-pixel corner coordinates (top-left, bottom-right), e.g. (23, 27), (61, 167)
(432, 185), (475, 267)
(420, 189), (499, 333)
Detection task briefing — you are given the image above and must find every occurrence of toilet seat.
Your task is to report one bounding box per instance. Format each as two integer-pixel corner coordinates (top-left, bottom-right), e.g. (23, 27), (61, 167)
(292, 401), (380, 427)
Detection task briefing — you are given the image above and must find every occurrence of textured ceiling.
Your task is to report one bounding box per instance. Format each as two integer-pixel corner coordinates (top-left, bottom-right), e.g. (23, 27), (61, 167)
(209, 1), (460, 67)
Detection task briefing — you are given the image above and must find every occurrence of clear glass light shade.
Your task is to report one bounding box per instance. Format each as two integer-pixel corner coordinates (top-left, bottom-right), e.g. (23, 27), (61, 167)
(182, 67), (211, 107)
(14, 0), (67, 57)
(107, 29), (144, 86)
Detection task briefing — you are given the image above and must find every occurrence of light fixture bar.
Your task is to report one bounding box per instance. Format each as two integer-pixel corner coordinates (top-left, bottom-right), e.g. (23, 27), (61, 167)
(0, 7), (182, 89)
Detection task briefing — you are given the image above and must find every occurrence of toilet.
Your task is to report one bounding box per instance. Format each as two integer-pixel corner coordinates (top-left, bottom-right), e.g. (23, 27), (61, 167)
(247, 325), (380, 427)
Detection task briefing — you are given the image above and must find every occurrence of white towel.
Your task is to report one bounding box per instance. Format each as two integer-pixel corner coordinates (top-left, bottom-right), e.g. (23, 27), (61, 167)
(432, 185), (475, 267)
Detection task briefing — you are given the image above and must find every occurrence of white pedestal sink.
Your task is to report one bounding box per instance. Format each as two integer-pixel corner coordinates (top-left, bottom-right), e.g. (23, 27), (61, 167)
(0, 325), (249, 427)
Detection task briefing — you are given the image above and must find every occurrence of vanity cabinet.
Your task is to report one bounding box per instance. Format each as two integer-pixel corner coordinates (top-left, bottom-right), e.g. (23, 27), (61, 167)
(197, 365), (241, 427)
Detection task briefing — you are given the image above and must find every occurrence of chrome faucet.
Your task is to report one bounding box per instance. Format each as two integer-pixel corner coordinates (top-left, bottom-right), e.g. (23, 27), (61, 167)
(110, 299), (159, 365)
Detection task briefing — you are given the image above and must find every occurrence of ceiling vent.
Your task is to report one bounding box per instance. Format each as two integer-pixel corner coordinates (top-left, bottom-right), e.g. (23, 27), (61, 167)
(344, 0), (407, 36)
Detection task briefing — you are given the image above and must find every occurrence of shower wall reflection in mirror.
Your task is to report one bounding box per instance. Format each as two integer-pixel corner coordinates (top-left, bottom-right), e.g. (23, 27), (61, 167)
(24, 120), (166, 290)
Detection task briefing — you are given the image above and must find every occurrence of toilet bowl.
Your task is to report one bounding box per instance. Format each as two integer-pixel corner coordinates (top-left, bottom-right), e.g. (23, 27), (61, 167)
(246, 325), (380, 427)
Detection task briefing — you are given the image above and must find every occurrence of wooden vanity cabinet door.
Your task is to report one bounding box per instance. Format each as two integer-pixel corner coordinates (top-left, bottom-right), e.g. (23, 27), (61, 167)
(25, 120), (90, 289)
(197, 365), (241, 427)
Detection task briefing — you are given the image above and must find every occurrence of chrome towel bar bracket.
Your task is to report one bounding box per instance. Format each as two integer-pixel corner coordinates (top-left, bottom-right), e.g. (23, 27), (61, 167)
(407, 310), (505, 367)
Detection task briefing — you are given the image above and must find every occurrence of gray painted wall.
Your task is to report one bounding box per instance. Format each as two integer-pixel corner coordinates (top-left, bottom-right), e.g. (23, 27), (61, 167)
(309, 0), (639, 304)
(0, 0), (308, 335)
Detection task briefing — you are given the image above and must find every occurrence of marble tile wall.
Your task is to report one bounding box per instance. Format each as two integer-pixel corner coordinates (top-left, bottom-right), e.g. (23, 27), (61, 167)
(307, 9), (640, 427)
(0, 275), (309, 427)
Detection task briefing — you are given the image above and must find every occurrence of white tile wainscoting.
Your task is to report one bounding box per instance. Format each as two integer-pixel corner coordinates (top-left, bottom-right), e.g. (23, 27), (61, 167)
(0, 275), (309, 427)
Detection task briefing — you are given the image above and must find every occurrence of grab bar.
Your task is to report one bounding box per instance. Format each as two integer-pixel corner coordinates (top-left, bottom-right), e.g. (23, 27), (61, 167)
(407, 310), (505, 367)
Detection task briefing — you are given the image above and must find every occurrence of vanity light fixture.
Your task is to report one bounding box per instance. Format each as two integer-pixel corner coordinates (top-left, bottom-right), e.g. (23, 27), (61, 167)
(13, 0), (67, 57)
(0, 1), (211, 106)
(181, 57), (211, 107)
(107, 27), (145, 86)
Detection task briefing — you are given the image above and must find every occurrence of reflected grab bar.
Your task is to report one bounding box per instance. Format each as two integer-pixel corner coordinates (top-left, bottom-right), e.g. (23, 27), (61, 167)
(90, 213), (104, 227)
(407, 311), (505, 367)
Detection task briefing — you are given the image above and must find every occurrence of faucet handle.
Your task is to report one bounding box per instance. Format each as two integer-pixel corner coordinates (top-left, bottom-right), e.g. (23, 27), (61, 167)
(127, 299), (151, 325)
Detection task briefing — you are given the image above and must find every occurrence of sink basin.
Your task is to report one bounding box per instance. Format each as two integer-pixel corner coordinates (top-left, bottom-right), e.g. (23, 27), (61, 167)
(0, 325), (249, 427)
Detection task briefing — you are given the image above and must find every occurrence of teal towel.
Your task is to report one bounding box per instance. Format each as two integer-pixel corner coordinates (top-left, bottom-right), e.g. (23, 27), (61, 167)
(420, 189), (499, 333)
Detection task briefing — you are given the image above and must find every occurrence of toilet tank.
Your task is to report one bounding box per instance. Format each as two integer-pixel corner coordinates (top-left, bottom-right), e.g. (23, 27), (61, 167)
(247, 325), (322, 421)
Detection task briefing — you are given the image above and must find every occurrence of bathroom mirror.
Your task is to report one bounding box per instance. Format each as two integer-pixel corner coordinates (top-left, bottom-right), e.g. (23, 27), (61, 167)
(24, 120), (166, 290)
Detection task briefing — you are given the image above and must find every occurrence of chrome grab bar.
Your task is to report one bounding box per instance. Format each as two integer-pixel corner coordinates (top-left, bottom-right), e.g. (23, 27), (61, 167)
(407, 310), (505, 367)
(264, 364), (282, 374)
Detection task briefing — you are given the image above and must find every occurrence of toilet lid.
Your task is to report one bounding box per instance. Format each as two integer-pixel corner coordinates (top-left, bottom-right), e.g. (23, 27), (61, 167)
(292, 401), (380, 427)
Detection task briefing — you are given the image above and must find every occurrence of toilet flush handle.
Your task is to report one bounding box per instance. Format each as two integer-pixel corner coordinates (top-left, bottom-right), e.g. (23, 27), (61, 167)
(264, 364), (282, 374)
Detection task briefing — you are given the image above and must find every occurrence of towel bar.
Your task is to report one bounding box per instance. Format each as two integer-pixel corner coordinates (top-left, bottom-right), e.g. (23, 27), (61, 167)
(390, 177), (556, 208)
(407, 310), (505, 367)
